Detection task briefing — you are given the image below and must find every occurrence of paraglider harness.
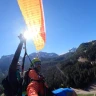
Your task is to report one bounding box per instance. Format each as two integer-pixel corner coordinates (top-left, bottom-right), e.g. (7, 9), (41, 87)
(19, 40), (49, 96)
(22, 43), (54, 96)
(22, 68), (44, 92)
(22, 68), (54, 96)
(22, 51), (45, 95)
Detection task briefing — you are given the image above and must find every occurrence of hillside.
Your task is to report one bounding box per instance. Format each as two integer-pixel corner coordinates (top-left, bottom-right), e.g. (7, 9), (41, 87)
(1, 40), (96, 94)
(42, 40), (96, 89)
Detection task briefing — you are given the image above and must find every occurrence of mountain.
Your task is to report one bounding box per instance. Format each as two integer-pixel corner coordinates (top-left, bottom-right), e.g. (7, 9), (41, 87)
(75, 40), (96, 61)
(69, 48), (77, 52)
(24, 52), (59, 69)
(39, 40), (96, 89)
(0, 52), (59, 71)
(0, 55), (14, 72)
(29, 51), (58, 59)
(57, 40), (96, 88)
(1, 40), (96, 90)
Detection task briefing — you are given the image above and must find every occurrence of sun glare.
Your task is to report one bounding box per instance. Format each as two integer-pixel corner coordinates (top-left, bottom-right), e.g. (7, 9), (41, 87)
(23, 30), (39, 40)
(24, 31), (32, 40)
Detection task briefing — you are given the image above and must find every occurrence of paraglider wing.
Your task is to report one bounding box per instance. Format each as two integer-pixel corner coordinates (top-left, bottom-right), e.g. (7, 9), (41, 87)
(17, 0), (46, 51)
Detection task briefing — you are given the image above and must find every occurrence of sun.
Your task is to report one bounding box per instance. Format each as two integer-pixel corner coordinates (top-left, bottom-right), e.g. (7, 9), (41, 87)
(23, 31), (33, 40)
(23, 30), (39, 40)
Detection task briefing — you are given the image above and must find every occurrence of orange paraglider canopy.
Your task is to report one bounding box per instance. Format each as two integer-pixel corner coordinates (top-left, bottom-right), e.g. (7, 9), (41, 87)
(17, 0), (46, 51)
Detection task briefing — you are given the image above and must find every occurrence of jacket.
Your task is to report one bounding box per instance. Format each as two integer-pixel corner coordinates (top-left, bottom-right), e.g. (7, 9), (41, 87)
(27, 69), (46, 96)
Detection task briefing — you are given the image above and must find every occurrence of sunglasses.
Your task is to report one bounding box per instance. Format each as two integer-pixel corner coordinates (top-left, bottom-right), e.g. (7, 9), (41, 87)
(34, 61), (41, 65)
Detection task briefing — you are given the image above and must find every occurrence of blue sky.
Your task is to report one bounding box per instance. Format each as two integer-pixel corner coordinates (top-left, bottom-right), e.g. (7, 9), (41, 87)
(0, 0), (96, 57)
